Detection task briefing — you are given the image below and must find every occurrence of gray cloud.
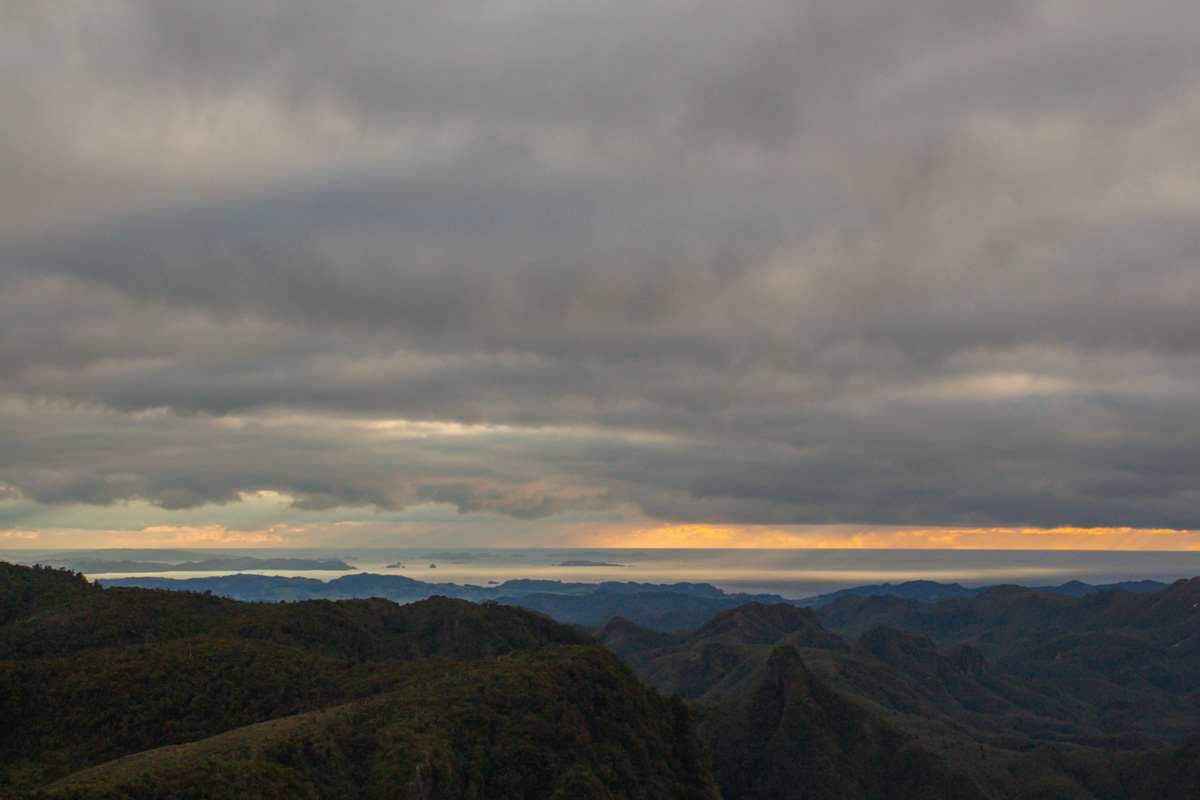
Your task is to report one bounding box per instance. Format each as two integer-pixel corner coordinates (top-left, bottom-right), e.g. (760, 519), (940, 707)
(2, 0), (1200, 531)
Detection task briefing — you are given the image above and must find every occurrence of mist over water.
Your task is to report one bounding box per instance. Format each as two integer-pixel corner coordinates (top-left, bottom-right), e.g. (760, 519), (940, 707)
(9, 548), (1200, 599)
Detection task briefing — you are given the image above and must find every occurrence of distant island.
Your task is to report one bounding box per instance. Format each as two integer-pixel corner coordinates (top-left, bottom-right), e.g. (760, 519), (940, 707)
(422, 552), (478, 561)
(558, 559), (629, 568)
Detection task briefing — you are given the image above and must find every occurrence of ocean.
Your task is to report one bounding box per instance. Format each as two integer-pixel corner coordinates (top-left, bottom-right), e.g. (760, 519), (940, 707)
(9, 548), (1200, 599)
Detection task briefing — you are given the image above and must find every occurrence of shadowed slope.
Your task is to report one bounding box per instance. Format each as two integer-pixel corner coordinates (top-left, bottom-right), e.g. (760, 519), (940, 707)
(701, 646), (985, 800)
(0, 562), (718, 799)
(37, 646), (719, 800)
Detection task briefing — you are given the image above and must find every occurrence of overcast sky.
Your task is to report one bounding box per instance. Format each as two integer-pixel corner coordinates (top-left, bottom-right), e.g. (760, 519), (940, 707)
(2, 0), (1200, 549)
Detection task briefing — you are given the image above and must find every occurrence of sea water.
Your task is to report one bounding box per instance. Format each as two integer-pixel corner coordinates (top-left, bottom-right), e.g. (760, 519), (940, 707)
(10, 548), (1200, 600)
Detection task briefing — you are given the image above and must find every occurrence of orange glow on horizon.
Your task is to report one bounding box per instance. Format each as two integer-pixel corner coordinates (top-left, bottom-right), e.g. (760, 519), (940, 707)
(4, 519), (1200, 551)
(0, 524), (293, 549)
(597, 524), (1200, 550)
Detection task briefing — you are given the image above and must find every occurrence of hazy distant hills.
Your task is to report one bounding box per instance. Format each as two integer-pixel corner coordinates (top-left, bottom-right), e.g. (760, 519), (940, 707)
(98, 573), (788, 630)
(98, 573), (1170, 633)
(795, 578), (1170, 607)
(813, 579), (1200, 655)
(98, 573), (749, 601)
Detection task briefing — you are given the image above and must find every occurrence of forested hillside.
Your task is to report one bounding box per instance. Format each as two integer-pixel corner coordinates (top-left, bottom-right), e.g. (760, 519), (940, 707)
(0, 563), (718, 799)
(603, 589), (1200, 800)
(12, 561), (1200, 800)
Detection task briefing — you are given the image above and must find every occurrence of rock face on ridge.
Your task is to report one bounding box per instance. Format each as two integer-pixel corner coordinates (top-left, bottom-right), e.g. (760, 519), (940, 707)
(603, 601), (849, 703)
(601, 603), (987, 799)
(600, 586), (1200, 800)
(700, 646), (985, 800)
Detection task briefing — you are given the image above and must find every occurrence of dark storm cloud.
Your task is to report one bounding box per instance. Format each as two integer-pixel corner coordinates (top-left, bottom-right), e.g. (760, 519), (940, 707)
(27, 0), (1028, 138)
(1, 0), (1200, 530)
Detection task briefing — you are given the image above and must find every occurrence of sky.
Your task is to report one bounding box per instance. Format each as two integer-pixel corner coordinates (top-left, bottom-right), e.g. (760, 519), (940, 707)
(2, 0), (1200, 551)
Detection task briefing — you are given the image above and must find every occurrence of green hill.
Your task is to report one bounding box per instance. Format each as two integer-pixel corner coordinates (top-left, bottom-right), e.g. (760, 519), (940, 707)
(17, 560), (1200, 800)
(702, 646), (984, 800)
(35, 646), (716, 800)
(0, 562), (719, 799)
(814, 581), (1200, 743)
(599, 603), (988, 798)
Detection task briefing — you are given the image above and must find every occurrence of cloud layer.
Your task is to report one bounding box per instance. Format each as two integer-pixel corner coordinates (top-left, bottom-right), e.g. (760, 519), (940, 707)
(3, 0), (1200, 538)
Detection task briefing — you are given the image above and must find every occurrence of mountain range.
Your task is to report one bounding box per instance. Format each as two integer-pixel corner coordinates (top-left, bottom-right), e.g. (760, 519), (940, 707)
(599, 581), (1200, 799)
(8, 561), (1200, 798)
(97, 573), (1169, 631)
